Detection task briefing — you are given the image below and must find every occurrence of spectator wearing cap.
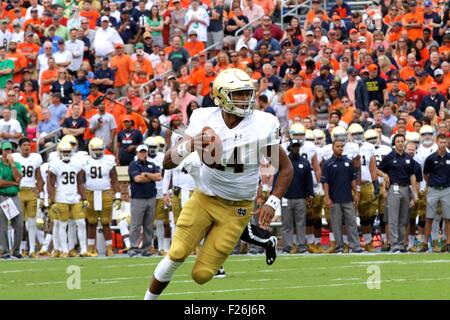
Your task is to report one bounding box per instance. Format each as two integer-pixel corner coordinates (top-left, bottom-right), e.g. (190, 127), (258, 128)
(185, 0), (210, 43)
(25, 0), (44, 19)
(149, 76), (171, 104)
(96, 6), (119, 29)
(89, 99), (117, 150)
(62, 104), (87, 149)
(0, 141), (23, 259)
(364, 64), (388, 105)
(339, 66), (369, 112)
(93, 56), (114, 93)
(312, 65), (334, 92)
(53, 39), (73, 69)
(50, 68), (74, 105)
(92, 16), (123, 60)
(423, 1), (442, 42)
(116, 115), (144, 166)
(48, 92), (67, 126)
(406, 96), (423, 120)
(184, 30), (205, 57)
(41, 24), (63, 54)
(117, 11), (140, 55)
(419, 82), (447, 114)
(415, 69), (433, 92)
(0, 47), (14, 103)
(111, 43), (132, 97)
(405, 76), (427, 107)
(423, 27), (439, 49)
(66, 28), (85, 74)
(128, 144), (161, 257)
(168, 36), (189, 74)
(131, 44), (154, 79)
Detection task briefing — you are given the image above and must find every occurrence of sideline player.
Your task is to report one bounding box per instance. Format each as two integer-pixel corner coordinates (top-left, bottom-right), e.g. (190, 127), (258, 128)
(144, 68), (293, 299)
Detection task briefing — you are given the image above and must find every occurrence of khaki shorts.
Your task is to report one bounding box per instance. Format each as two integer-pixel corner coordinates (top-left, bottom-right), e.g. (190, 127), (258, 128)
(53, 202), (85, 221)
(85, 189), (113, 225)
(19, 187), (38, 219)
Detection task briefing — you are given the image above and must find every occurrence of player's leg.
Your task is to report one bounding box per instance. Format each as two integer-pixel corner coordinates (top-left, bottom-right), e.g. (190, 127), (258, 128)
(312, 196), (324, 253)
(146, 191), (213, 299)
(49, 205), (61, 257)
(305, 204), (316, 253)
(85, 190), (98, 256)
(25, 190), (38, 258)
(239, 222), (277, 265)
(359, 183), (375, 252)
(19, 192), (28, 256)
(191, 197), (253, 285)
(440, 188), (450, 251)
(39, 215), (53, 256)
(101, 190), (114, 256)
(324, 205), (336, 253)
(71, 203), (88, 256)
(55, 203), (70, 257)
(118, 219), (131, 251)
(154, 199), (166, 255)
(67, 220), (77, 257)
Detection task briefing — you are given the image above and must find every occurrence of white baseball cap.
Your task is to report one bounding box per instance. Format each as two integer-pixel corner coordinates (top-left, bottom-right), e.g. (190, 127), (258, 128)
(136, 145), (148, 152)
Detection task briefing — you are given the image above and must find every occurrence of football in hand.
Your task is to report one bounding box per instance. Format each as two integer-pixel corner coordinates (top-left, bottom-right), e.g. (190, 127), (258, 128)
(195, 127), (223, 167)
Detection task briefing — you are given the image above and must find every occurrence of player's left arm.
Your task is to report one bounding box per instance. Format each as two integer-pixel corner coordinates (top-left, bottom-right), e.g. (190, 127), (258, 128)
(311, 153), (321, 183)
(77, 170), (86, 201)
(352, 155), (361, 187)
(36, 167), (43, 194)
(259, 145), (293, 229)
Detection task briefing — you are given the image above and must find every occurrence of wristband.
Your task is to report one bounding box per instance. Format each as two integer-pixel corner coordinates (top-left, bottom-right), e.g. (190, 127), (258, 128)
(356, 185), (361, 192)
(177, 141), (191, 158)
(39, 192), (44, 199)
(114, 192), (121, 200)
(265, 195), (280, 211)
(262, 184), (269, 192)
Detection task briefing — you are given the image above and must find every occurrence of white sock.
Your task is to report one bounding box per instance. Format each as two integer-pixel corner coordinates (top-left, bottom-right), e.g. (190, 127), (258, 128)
(144, 289), (159, 301)
(343, 235), (348, 244)
(381, 233), (386, 242)
(163, 238), (171, 252)
(314, 237), (321, 245)
(27, 218), (37, 253)
(363, 233), (372, 245)
(154, 256), (182, 282)
(68, 220), (77, 250)
(88, 239), (96, 246)
(408, 235), (416, 248)
(306, 234), (314, 244)
(20, 240), (27, 252)
(105, 240), (112, 246)
(42, 234), (52, 251)
(155, 220), (164, 251)
(75, 219), (87, 253)
(53, 220), (61, 251)
(329, 232), (335, 242)
(119, 220), (129, 236)
(124, 237), (131, 249)
(59, 221), (69, 253)
(36, 229), (45, 244)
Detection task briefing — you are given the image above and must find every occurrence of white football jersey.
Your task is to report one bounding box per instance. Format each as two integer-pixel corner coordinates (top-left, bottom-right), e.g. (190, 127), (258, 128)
(184, 107), (280, 201)
(415, 143), (438, 168)
(359, 142), (376, 183)
(48, 158), (83, 204)
(374, 144), (392, 183)
(162, 156), (196, 195)
(322, 142), (360, 161)
(39, 162), (50, 205)
(83, 155), (116, 191)
(148, 152), (164, 198)
(12, 152), (43, 188)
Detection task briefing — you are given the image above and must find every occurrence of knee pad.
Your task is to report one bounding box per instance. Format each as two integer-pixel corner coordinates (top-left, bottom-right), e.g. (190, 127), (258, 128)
(313, 219), (322, 229)
(192, 267), (214, 285)
(306, 219), (314, 227)
(154, 256), (182, 282)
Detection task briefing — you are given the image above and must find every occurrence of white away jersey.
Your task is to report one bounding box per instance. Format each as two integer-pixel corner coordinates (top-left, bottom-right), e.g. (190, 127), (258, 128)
(12, 153), (43, 188)
(322, 142), (360, 161)
(83, 155), (116, 191)
(184, 107), (280, 201)
(359, 142), (375, 182)
(48, 158), (83, 204)
(162, 154), (196, 195)
(415, 143), (438, 168)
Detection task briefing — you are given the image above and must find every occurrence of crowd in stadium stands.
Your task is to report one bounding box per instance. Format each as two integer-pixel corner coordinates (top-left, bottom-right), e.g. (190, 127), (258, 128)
(1, 0), (450, 259)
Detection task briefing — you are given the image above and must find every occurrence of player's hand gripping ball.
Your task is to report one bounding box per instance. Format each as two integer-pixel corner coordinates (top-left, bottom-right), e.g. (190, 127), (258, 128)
(194, 127), (223, 168)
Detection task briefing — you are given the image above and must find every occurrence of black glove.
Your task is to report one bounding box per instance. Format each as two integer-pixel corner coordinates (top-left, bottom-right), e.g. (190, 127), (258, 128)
(373, 180), (380, 196)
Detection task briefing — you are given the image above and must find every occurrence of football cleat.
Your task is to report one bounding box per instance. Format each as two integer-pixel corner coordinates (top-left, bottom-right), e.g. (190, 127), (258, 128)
(418, 243), (428, 252)
(314, 244), (324, 253)
(29, 252), (38, 259)
(213, 266), (226, 279)
(69, 249), (78, 257)
(39, 249), (49, 256)
(432, 240), (440, 253)
(365, 242), (377, 252)
(51, 250), (60, 258)
(106, 245), (114, 257)
(79, 252), (90, 257)
(381, 243), (391, 252)
(21, 250), (28, 257)
(60, 252), (69, 258)
(265, 236), (277, 265)
(408, 245), (418, 253)
(158, 250), (166, 256)
(343, 244), (350, 253)
(87, 245), (98, 257)
(289, 244), (299, 254)
(325, 241), (336, 253)
(307, 244), (316, 254)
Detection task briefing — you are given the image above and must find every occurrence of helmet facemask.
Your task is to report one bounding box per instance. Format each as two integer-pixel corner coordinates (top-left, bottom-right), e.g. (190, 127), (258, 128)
(421, 133), (433, 147)
(315, 137), (324, 147)
(333, 134), (347, 143)
(351, 133), (364, 145)
(148, 146), (157, 157)
(217, 87), (256, 118)
(59, 149), (72, 162)
(90, 148), (104, 159)
(366, 137), (378, 145)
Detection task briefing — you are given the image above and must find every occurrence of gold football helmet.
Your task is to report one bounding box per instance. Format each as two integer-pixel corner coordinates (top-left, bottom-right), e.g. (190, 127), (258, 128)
(348, 123), (364, 144)
(212, 68), (256, 117)
(61, 134), (78, 152)
(331, 126), (347, 142)
(305, 129), (314, 142)
(57, 141), (72, 161)
(154, 136), (166, 153)
(88, 137), (105, 159)
(289, 123), (306, 139)
(144, 136), (158, 156)
(364, 129), (378, 145)
(419, 125), (434, 147)
(313, 128), (325, 147)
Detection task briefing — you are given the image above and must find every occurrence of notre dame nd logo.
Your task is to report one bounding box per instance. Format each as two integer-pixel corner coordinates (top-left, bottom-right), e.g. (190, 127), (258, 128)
(237, 208), (247, 216)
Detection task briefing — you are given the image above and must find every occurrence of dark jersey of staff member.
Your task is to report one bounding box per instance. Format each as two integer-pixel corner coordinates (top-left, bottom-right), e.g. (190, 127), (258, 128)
(117, 115), (143, 166)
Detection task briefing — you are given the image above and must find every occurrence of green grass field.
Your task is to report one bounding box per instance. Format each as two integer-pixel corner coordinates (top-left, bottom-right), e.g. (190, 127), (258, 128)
(1, 253), (450, 300)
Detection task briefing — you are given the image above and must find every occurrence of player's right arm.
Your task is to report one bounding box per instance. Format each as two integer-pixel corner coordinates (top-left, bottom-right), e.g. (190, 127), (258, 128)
(47, 171), (56, 203)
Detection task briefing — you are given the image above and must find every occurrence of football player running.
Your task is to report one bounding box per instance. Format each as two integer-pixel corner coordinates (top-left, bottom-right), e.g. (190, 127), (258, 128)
(347, 124), (379, 252)
(47, 141), (87, 258)
(82, 138), (121, 257)
(13, 137), (43, 258)
(144, 68), (293, 300)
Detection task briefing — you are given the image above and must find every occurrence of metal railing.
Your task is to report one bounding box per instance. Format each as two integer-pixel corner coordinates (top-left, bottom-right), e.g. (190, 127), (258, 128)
(280, 0), (313, 27)
(36, 127), (64, 156)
